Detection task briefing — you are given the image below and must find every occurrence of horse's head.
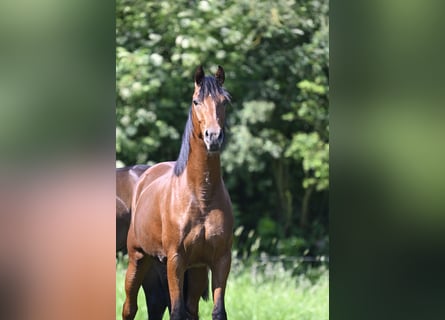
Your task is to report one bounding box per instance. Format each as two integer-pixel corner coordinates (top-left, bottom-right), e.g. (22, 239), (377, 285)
(192, 65), (230, 153)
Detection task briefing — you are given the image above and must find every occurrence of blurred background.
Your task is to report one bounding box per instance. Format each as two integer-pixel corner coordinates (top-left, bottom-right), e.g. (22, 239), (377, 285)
(5, 0), (444, 318)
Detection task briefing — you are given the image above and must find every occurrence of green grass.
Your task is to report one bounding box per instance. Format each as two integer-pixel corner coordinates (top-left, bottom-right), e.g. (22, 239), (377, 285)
(116, 258), (328, 320)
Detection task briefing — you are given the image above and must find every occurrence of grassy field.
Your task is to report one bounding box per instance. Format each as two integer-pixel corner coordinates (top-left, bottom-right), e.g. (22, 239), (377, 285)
(116, 258), (328, 320)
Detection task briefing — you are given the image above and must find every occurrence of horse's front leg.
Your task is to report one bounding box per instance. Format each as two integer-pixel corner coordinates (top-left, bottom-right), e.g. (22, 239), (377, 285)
(141, 260), (169, 320)
(167, 253), (187, 320)
(211, 252), (232, 320)
(185, 266), (209, 320)
(122, 246), (150, 320)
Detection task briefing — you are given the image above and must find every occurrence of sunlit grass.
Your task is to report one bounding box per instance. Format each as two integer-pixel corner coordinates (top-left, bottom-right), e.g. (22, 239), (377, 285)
(116, 257), (328, 320)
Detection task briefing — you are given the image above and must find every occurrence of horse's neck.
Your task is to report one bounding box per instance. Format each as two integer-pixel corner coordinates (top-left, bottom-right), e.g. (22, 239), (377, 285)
(186, 137), (222, 204)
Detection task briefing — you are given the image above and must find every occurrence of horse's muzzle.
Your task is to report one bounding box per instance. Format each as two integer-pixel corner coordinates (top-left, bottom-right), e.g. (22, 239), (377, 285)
(204, 128), (224, 152)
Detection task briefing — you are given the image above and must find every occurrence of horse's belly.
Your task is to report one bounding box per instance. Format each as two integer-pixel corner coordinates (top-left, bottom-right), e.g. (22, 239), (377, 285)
(133, 207), (165, 259)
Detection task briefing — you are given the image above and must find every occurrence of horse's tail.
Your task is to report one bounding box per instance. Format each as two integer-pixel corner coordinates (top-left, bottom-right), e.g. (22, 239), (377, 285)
(183, 268), (210, 302)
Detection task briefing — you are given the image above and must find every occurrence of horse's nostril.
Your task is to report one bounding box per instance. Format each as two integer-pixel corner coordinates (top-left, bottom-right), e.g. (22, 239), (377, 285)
(205, 129), (223, 143)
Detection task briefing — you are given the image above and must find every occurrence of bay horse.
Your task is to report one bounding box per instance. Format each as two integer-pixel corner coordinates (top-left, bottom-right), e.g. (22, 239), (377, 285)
(117, 165), (209, 319)
(117, 164), (171, 320)
(122, 65), (233, 320)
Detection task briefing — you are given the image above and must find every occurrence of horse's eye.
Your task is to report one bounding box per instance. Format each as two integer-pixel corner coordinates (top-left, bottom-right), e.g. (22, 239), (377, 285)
(193, 99), (199, 106)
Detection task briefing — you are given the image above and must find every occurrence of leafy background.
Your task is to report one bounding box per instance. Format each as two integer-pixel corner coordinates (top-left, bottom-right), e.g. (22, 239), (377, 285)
(116, 0), (329, 260)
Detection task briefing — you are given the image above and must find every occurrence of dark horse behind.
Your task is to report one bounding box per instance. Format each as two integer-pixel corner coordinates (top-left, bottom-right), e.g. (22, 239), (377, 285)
(122, 65), (233, 320)
(116, 165), (151, 254)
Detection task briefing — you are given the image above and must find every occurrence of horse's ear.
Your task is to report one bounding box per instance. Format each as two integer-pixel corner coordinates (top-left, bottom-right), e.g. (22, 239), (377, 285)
(195, 65), (205, 87)
(215, 65), (225, 86)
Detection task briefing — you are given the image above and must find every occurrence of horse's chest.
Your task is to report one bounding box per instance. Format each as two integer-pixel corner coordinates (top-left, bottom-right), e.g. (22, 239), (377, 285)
(182, 210), (228, 262)
(186, 212), (224, 243)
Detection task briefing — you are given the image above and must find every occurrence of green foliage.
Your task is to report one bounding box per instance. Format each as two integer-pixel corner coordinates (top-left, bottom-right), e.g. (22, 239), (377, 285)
(286, 131), (329, 190)
(116, 0), (329, 256)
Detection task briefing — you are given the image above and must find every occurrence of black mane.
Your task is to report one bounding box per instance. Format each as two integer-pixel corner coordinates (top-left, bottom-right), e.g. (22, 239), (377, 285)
(173, 76), (230, 176)
(173, 108), (193, 176)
